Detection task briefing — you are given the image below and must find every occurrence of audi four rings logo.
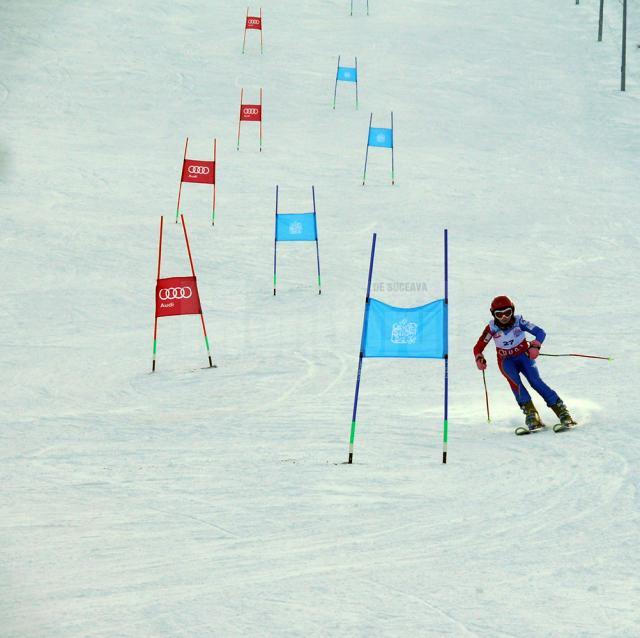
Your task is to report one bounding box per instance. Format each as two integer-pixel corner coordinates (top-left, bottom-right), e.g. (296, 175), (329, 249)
(159, 287), (192, 300)
(243, 107), (259, 115)
(188, 166), (210, 175)
(248, 18), (260, 25)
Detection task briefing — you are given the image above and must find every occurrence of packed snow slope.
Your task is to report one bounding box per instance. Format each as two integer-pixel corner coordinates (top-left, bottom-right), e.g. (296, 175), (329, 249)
(2, 1), (639, 636)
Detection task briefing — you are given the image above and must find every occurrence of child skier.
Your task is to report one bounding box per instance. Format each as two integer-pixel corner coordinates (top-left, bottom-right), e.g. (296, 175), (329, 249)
(473, 295), (575, 431)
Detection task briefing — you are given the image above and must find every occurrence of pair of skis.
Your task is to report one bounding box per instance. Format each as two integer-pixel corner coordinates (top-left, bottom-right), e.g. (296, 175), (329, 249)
(515, 421), (578, 435)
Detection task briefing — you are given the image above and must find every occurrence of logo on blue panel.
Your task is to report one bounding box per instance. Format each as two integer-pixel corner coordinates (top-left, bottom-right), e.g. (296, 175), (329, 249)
(391, 319), (417, 345)
(289, 221), (302, 235)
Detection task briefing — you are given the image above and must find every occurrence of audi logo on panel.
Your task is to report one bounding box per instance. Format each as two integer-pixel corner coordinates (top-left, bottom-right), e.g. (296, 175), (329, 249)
(159, 287), (193, 300)
(243, 107), (259, 116)
(248, 18), (261, 26)
(188, 166), (210, 175)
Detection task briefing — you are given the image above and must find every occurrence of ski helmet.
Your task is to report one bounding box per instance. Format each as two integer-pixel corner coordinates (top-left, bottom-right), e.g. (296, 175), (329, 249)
(490, 295), (514, 315)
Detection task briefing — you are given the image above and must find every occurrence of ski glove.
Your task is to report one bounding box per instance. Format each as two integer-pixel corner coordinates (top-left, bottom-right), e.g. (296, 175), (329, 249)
(475, 354), (487, 370)
(528, 340), (541, 360)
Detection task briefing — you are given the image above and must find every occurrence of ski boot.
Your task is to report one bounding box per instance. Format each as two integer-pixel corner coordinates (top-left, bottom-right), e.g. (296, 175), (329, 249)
(521, 400), (544, 431)
(550, 399), (576, 432)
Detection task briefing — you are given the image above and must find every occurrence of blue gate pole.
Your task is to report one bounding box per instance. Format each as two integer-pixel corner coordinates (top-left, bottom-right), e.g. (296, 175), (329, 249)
(348, 232), (377, 464)
(390, 111), (395, 185)
(333, 55), (340, 109)
(598, 0), (604, 41)
(362, 112), (373, 185)
(443, 228), (449, 464)
(621, 0), (627, 91)
(355, 57), (359, 109)
(312, 186), (322, 294)
(273, 185), (278, 295)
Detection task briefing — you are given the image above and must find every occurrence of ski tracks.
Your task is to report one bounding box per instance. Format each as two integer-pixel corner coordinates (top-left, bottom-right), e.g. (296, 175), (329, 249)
(357, 577), (483, 638)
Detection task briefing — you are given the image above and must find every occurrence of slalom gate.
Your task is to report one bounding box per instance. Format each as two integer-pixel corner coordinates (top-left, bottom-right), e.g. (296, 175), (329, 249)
(273, 185), (322, 296)
(333, 56), (358, 109)
(363, 112), (394, 185)
(243, 8), (263, 54)
(152, 215), (214, 371)
(237, 88), (263, 151)
(176, 138), (217, 225)
(350, 0), (369, 16)
(347, 231), (449, 464)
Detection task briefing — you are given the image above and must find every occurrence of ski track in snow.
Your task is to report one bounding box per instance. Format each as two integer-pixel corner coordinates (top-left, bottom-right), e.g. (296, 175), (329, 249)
(2, 0), (640, 636)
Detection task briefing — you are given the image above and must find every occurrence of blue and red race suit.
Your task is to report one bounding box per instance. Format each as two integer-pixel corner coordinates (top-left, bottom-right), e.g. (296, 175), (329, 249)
(473, 315), (559, 407)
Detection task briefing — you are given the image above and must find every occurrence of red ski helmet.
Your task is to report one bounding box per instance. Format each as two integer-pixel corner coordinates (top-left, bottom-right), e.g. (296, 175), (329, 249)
(490, 295), (515, 315)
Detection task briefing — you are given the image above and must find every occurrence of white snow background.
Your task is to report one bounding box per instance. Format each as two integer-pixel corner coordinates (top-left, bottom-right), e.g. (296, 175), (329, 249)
(1, 1), (639, 636)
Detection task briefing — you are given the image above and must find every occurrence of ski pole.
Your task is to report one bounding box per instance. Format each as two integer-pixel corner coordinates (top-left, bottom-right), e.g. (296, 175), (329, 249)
(539, 353), (612, 361)
(482, 369), (491, 423)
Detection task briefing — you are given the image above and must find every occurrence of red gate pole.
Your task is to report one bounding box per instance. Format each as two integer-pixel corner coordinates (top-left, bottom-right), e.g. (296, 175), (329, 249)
(180, 215), (214, 367)
(242, 7), (248, 53)
(259, 87), (263, 151)
(152, 216), (164, 371)
(260, 8), (263, 54)
(212, 139), (217, 226)
(237, 88), (244, 151)
(176, 138), (189, 223)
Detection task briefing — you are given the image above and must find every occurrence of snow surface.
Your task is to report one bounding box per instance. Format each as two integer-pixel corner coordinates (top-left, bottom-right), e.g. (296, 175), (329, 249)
(2, 1), (639, 636)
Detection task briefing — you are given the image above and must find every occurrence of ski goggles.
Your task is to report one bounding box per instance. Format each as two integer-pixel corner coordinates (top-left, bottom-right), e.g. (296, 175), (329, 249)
(493, 308), (513, 320)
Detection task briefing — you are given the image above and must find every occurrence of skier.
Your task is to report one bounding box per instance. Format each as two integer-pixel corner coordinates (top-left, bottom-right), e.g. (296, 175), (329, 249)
(473, 295), (575, 431)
